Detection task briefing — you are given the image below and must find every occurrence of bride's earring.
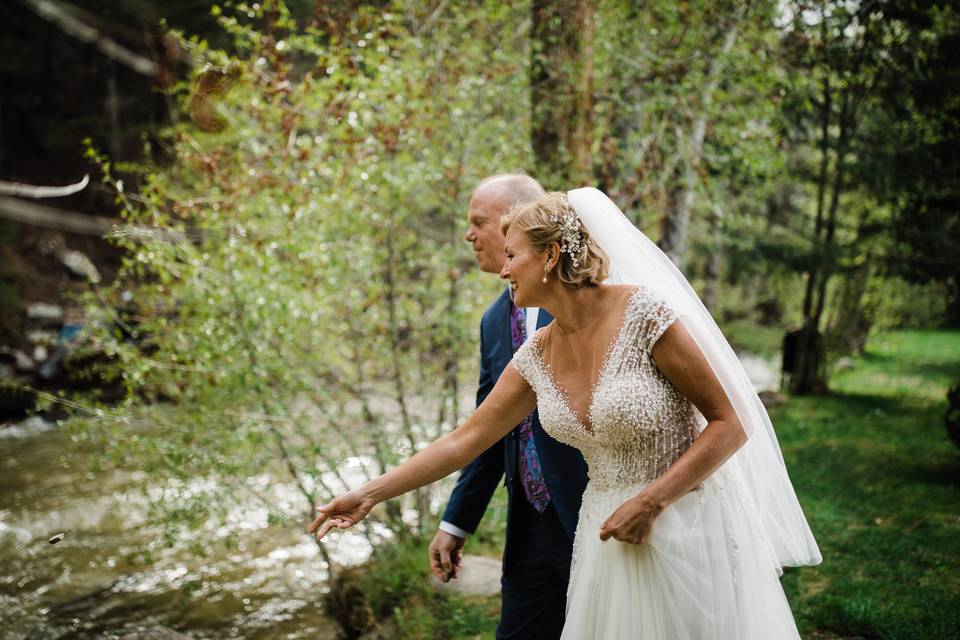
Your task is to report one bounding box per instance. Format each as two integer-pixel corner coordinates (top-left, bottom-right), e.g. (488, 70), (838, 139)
(542, 263), (550, 284)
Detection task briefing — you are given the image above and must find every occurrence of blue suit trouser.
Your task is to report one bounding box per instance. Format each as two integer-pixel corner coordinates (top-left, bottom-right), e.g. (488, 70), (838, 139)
(496, 497), (573, 640)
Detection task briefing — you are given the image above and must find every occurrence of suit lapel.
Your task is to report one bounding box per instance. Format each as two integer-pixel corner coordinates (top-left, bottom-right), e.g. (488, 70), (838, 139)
(536, 307), (553, 329)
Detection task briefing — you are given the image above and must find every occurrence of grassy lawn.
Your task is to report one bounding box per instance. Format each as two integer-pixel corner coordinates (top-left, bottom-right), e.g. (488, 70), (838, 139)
(723, 318), (786, 358)
(777, 330), (960, 639)
(370, 329), (960, 639)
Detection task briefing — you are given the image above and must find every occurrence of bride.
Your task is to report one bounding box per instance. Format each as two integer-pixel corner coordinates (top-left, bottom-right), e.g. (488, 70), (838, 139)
(309, 188), (821, 638)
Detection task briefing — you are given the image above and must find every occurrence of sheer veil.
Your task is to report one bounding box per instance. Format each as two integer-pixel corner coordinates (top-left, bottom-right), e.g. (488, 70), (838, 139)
(568, 187), (821, 570)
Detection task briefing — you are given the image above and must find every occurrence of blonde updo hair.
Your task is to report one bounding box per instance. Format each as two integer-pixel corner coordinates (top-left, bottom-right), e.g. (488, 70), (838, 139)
(500, 192), (609, 287)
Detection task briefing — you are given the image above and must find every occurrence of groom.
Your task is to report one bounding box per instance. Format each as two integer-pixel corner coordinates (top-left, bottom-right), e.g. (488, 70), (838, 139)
(428, 174), (589, 639)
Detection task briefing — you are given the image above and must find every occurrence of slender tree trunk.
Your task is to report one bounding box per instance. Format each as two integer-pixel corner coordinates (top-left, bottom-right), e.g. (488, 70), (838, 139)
(785, 66), (833, 395)
(531, 0), (595, 187)
(813, 90), (852, 326)
(788, 84), (855, 394)
(20, 0), (160, 76)
(660, 25), (737, 271)
(106, 61), (122, 161)
(802, 74), (832, 321)
(703, 199), (724, 313)
(828, 260), (872, 355)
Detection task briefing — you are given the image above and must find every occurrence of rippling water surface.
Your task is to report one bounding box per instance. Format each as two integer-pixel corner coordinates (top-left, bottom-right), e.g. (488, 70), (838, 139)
(0, 417), (377, 640)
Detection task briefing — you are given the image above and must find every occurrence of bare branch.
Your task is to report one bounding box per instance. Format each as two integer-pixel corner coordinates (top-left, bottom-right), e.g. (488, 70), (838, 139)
(18, 0), (159, 77)
(0, 196), (117, 235)
(0, 174), (89, 198)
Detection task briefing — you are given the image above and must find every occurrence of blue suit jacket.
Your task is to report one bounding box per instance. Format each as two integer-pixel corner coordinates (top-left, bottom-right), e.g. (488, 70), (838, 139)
(441, 289), (589, 556)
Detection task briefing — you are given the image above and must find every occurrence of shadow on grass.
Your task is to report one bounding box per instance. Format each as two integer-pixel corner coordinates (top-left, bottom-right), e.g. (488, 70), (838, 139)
(893, 456), (960, 487)
(855, 355), (960, 382)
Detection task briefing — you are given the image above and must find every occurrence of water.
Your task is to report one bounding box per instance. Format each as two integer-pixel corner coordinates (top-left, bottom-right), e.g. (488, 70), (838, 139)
(0, 417), (370, 640)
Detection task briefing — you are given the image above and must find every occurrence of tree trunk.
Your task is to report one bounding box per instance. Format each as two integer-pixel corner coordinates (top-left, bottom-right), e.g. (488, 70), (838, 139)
(787, 83), (855, 395)
(782, 322), (827, 395)
(530, 0), (595, 187)
(948, 275), (960, 327)
(786, 60), (833, 395)
(702, 199), (724, 313)
(106, 61), (122, 160)
(20, 0), (160, 77)
(827, 261), (872, 356)
(659, 25), (737, 271)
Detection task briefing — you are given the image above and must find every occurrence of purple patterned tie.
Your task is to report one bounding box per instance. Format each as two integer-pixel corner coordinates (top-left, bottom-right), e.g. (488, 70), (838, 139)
(510, 301), (551, 513)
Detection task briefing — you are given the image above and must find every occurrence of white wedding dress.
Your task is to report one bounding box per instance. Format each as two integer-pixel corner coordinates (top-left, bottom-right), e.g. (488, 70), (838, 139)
(512, 286), (802, 639)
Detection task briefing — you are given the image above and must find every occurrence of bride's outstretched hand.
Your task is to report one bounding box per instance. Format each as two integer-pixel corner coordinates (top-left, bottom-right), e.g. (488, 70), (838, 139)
(308, 489), (376, 540)
(599, 494), (664, 545)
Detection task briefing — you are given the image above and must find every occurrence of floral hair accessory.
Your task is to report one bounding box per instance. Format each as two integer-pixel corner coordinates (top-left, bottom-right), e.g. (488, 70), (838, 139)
(548, 206), (584, 268)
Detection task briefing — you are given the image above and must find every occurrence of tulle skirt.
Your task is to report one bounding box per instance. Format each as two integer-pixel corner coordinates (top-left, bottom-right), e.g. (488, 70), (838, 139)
(562, 467), (801, 639)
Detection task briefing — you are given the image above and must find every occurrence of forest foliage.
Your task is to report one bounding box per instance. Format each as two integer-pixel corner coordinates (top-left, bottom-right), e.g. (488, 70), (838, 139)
(60, 0), (959, 569)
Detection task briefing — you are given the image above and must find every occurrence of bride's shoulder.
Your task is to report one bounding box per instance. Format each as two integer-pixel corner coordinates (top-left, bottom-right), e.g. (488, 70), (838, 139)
(601, 283), (641, 301)
(615, 285), (672, 322)
(601, 284), (645, 310)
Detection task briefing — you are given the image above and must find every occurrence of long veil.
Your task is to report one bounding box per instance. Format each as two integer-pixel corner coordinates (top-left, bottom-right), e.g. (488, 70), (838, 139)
(568, 187), (821, 570)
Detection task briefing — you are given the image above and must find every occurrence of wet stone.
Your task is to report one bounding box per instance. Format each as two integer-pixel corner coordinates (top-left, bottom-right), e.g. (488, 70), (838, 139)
(26, 303), (63, 327)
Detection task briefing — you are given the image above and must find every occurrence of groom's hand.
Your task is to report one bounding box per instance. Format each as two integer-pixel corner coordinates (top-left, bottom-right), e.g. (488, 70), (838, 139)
(429, 529), (465, 582)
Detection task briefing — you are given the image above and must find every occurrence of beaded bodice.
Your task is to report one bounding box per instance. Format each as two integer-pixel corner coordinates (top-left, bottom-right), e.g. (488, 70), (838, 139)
(512, 287), (701, 491)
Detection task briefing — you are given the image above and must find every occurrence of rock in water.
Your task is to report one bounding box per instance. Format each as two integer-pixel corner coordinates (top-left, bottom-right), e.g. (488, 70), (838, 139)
(26, 303), (63, 327)
(31, 345), (48, 364)
(12, 349), (35, 372)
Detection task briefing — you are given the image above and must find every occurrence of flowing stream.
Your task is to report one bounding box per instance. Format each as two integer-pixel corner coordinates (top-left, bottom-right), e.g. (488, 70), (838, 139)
(0, 417), (376, 640)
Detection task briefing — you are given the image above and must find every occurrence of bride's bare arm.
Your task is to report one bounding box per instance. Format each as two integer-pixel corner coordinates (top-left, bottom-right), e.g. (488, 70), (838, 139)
(309, 364), (535, 539)
(599, 320), (747, 543)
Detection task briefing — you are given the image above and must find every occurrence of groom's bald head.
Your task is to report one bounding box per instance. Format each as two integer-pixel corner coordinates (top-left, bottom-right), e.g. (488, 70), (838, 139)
(466, 174), (545, 274)
(473, 174), (546, 208)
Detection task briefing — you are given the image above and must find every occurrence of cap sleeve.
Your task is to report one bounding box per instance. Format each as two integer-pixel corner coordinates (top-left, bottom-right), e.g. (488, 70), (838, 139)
(510, 332), (539, 386)
(629, 286), (678, 353)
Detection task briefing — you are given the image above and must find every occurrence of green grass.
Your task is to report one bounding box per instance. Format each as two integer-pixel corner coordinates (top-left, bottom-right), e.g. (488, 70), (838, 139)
(723, 318), (785, 358)
(371, 329), (960, 639)
(777, 329), (960, 639)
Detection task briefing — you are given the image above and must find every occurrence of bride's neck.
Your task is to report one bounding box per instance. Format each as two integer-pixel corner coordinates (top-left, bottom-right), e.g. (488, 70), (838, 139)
(545, 286), (607, 335)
